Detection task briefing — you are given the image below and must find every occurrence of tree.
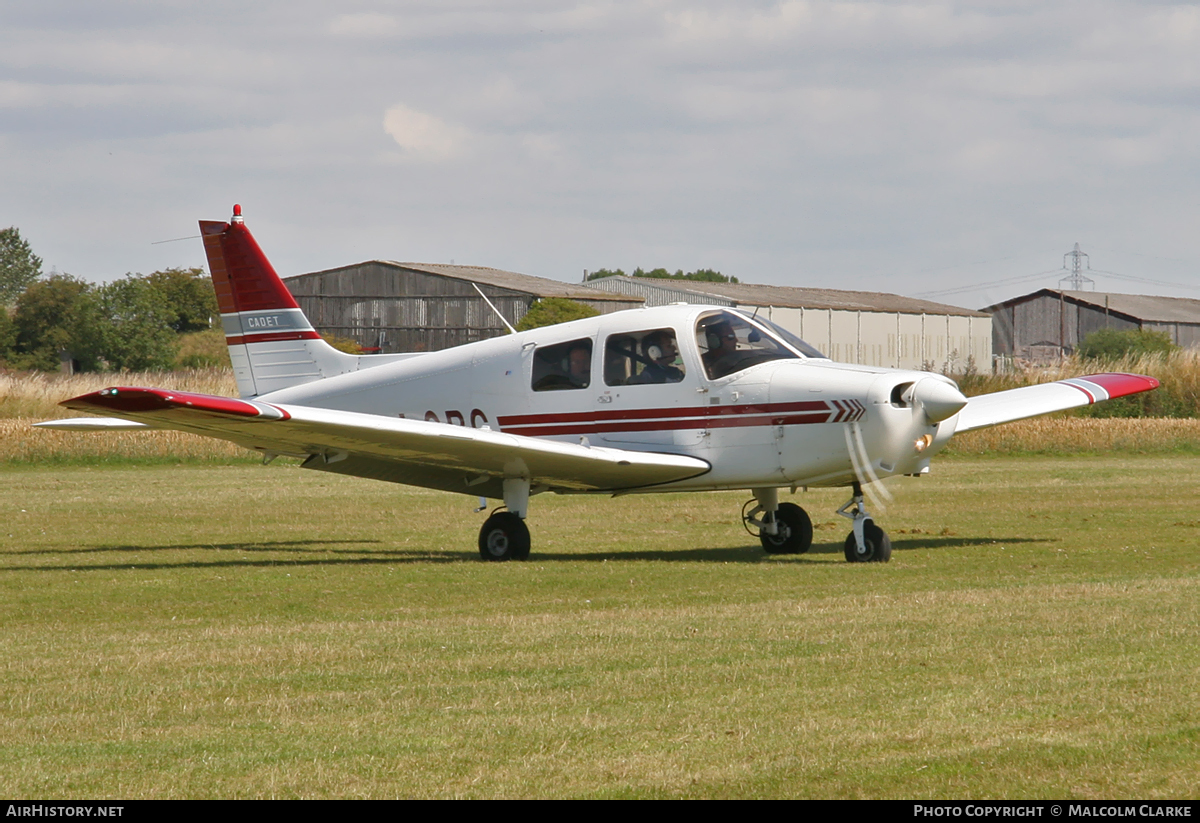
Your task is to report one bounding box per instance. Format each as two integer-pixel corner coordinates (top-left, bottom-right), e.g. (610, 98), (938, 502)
(78, 276), (179, 371)
(586, 266), (738, 284)
(515, 298), (600, 331)
(0, 307), (15, 364)
(0, 227), (43, 306)
(1077, 328), (1177, 360)
(12, 274), (92, 370)
(143, 267), (218, 332)
(586, 268), (627, 281)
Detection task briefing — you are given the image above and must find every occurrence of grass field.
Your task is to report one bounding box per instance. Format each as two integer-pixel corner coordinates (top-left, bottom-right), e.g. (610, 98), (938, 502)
(2, 456), (1197, 799)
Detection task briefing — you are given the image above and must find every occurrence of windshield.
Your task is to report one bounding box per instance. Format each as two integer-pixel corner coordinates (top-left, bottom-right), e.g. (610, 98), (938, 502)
(751, 316), (828, 359)
(695, 310), (800, 380)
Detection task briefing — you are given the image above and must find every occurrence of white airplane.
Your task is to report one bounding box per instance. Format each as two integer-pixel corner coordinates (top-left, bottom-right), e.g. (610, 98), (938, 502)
(39, 206), (1160, 563)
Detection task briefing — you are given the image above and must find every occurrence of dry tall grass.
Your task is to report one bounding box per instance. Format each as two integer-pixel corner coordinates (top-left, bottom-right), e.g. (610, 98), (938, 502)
(0, 369), (245, 463)
(0, 418), (252, 463)
(0, 369), (238, 420)
(944, 416), (1200, 455)
(958, 348), (1200, 418)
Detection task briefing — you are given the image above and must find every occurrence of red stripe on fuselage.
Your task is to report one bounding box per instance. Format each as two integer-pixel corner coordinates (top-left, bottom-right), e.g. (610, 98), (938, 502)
(497, 400), (830, 428)
(502, 411), (833, 437)
(226, 330), (323, 346)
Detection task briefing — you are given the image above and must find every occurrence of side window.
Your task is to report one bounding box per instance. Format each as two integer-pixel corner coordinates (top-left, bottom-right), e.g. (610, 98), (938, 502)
(604, 329), (686, 386)
(531, 339), (593, 391)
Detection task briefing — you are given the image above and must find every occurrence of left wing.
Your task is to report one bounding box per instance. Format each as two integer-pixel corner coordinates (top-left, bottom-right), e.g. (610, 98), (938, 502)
(954, 372), (1159, 433)
(37, 387), (711, 498)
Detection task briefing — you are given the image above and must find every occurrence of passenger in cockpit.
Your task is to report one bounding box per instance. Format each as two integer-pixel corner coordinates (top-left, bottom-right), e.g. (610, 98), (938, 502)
(629, 331), (684, 384)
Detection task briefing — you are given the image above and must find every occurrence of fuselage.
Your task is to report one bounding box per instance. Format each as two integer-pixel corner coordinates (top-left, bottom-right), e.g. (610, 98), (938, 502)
(258, 304), (962, 493)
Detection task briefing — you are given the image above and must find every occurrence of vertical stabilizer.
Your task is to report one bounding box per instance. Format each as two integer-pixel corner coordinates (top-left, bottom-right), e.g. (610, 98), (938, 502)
(200, 205), (358, 397)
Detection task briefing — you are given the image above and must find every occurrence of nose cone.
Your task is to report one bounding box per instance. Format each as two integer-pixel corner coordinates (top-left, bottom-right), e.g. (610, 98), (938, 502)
(913, 379), (968, 424)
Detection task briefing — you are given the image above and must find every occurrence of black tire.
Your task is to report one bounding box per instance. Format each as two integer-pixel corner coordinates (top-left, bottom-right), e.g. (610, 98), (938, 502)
(760, 502), (814, 555)
(478, 512), (531, 561)
(843, 520), (891, 563)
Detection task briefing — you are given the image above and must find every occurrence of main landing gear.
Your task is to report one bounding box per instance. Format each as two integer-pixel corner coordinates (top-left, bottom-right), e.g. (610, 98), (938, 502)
(745, 482), (891, 562)
(836, 481), (891, 563)
(744, 488), (813, 555)
(479, 511), (530, 561)
(478, 477), (534, 562)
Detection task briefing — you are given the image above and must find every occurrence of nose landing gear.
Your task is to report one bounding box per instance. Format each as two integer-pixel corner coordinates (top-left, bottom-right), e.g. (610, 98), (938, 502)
(837, 481), (892, 562)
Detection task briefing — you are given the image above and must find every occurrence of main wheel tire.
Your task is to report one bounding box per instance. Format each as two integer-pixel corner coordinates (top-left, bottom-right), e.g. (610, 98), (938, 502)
(478, 512), (531, 561)
(760, 502), (814, 555)
(843, 520), (892, 563)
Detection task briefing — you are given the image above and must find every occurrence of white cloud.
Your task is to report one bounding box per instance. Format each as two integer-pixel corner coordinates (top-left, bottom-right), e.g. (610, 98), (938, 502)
(383, 104), (472, 161)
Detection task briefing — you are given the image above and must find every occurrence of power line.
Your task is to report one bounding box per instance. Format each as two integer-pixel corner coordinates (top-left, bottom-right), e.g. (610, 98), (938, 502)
(915, 269), (1062, 298)
(1086, 269), (1200, 292)
(917, 244), (1200, 300)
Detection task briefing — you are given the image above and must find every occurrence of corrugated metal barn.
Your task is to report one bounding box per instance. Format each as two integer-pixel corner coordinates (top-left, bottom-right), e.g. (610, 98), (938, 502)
(586, 276), (992, 371)
(985, 289), (1200, 362)
(285, 261), (640, 353)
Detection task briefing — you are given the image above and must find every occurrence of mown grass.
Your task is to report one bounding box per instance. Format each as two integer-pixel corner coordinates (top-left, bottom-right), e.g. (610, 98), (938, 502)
(1, 458), (1196, 798)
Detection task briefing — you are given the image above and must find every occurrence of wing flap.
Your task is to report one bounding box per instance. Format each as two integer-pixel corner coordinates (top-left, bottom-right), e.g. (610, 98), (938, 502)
(955, 372), (1159, 433)
(55, 387), (711, 493)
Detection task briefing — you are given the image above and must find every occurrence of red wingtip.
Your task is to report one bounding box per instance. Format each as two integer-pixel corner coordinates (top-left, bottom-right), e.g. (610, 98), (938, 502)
(62, 387), (289, 420)
(1087, 373), (1160, 398)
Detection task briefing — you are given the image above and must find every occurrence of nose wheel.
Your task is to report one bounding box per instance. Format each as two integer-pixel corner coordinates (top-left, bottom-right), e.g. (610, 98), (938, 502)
(837, 482), (892, 563)
(842, 519), (891, 562)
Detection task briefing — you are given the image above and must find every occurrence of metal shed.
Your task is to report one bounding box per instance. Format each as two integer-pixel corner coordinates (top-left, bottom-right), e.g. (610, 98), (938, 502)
(285, 261), (640, 353)
(586, 276), (991, 371)
(984, 289), (1200, 362)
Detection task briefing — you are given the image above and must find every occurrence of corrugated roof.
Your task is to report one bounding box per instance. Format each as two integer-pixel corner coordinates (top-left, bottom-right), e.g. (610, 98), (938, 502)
(589, 276), (986, 316)
(1057, 290), (1200, 324)
(289, 261), (640, 303)
(984, 289), (1200, 324)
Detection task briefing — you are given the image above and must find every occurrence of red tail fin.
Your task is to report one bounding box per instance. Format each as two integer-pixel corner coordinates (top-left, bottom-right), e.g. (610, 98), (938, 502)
(200, 205), (355, 397)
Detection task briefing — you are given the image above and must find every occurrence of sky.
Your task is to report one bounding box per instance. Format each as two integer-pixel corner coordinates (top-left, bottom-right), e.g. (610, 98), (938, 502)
(3, 0), (1200, 311)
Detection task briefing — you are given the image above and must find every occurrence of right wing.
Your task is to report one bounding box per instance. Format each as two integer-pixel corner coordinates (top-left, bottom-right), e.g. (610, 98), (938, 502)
(38, 387), (711, 498)
(954, 372), (1160, 433)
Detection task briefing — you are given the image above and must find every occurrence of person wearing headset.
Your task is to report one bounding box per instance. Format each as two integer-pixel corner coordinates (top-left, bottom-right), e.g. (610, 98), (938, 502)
(629, 331), (685, 384)
(701, 320), (740, 379)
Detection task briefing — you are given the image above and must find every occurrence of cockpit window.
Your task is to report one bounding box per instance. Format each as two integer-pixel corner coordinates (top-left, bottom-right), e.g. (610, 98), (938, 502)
(531, 338), (593, 391)
(696, 311), (799, 380)
(604, 329), (686, 386)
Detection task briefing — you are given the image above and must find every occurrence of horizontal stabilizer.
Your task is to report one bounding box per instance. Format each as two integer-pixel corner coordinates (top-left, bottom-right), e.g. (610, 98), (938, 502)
(955, 372), (1159, 433)
(58, 387), (711, 498)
